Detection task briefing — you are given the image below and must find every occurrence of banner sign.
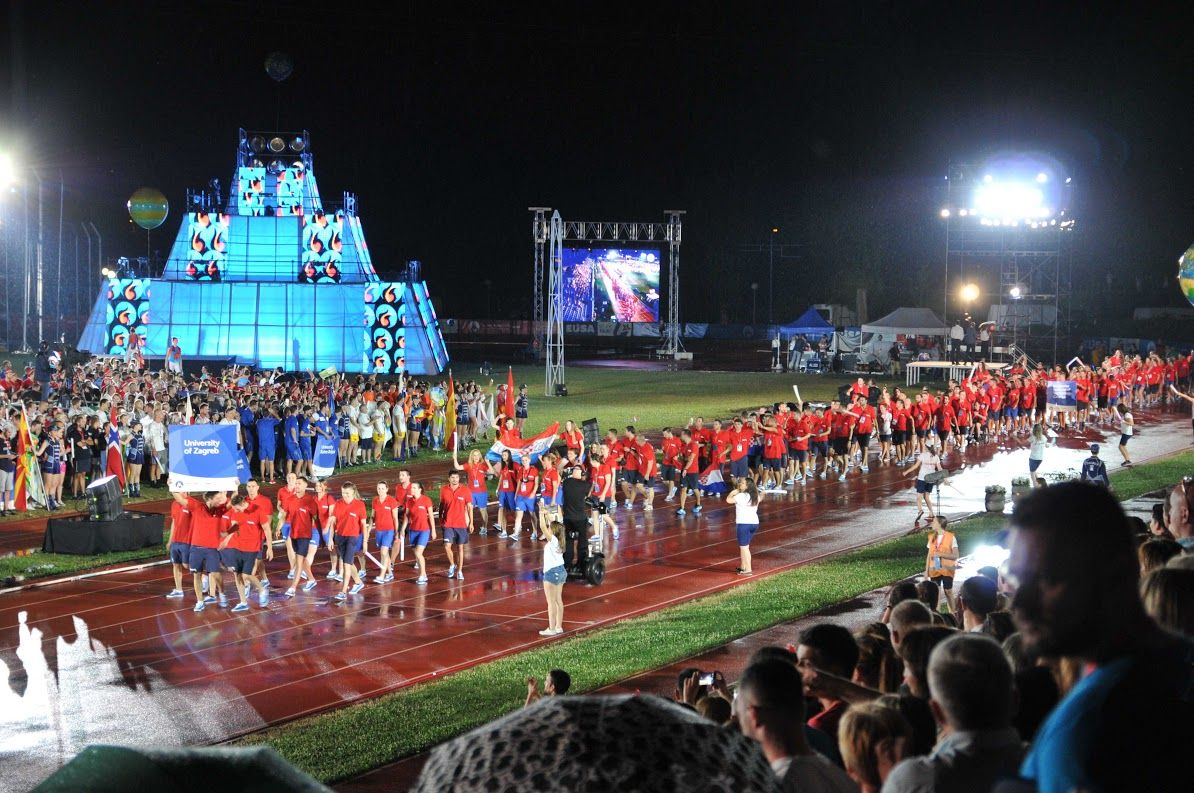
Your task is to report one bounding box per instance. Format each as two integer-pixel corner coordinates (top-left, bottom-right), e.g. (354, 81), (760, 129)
(168, 423), (240, 492)
(312, 435), (338, 478)
(1046, 380), (1078, 413)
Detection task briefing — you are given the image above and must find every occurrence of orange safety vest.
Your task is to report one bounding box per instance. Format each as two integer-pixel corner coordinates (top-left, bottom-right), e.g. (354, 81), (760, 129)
(927, 530), (958, 577)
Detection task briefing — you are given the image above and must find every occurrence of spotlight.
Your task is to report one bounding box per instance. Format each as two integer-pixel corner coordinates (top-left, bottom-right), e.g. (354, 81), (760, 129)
(958, 209), (968, 217)
(1036, 172), (1048, 183)
(249, 136), (266, 153)
(1009, 285), (1023, 299)
(1065, 177), (1072, 184)
(289, 136), (306, 153)
(0, 153), (15, 187)
(983, 174), (993, 183)
(269, 136), (286, 153)
(959, 283), (980, 303)
(940, 208), (951, 218)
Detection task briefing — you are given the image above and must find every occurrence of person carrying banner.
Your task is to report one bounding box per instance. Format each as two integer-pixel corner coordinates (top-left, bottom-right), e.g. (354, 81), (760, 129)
(328, 482), (368, 599)
(371, 481), (400, 583)
(402, 481), (436, 585)
(219, 495), (271, 611)
(440, 471), (472, 580)
(173, 490), (230, 612)
(453, 446), (491, 535)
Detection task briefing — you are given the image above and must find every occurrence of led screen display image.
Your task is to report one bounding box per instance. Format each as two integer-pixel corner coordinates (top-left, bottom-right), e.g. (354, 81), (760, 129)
(237, 166), (266, 216)
(364, 282), (407, 373)
(300, 210), (344, 283)
(106, 278), (150, 356)
(184, 211), (230, 281)
(276, 164), (306, 215)
(561, 248), (661, 322)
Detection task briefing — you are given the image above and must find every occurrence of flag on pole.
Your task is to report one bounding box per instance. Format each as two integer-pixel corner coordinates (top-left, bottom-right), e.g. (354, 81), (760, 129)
(485, 422), (560, 464)
(14, 407), (47, 511)
(444, 371), (458, 450)
(504, 367), (516, 419)
(106, 407), (126, 486)
(698, 461), (728, 495)
(185, 394), (193, 425)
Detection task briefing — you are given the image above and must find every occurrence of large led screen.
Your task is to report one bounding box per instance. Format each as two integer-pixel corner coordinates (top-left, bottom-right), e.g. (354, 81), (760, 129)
(300, 210), (344, 283)
(106, 278), (150, 356)
(184, 211), (230, 281)
(561, 248), (661, 322)
(364, 282), (407, 373)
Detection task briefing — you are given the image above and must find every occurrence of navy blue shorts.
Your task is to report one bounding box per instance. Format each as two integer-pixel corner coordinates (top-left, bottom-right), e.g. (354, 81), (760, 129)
(661, 464), (678, 481)
(1029, 458), (1042, 472)
(543, 565), (566, 585)
(291, 537), (311, 556)
(736, 523), (758, 547)
(730, 457), (749, 478)
(169, 541), (190, 565)
(622, 470), (642, 486)
(219, 548), (238, 569)
(1120, 434), (1131, 446)
(790, 449), (807, 462)
(763, 458), (783, 470)
(188, 546), (220, 574)
(682, 473), (700, 490)
(445, 527), (470, 545)
(915, 479), (934, 494)
(498, 490), (517, 510)
(813, 441), (829, 457)
(335, 534), (363, 560)
(234, 550), (258, 574)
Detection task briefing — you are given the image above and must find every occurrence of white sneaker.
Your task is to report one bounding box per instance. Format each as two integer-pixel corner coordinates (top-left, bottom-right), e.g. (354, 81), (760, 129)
(539, 628), (557, 636)
(447, 564), (457, 578)
(456, 571), (464, 580)
(861, 465), (869, 473)
(612, 528), (620, 539)
(838, 473), (846, 482)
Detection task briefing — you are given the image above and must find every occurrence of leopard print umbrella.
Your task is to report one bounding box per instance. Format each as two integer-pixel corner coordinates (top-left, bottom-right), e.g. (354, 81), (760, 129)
(413, 694), (780, 793)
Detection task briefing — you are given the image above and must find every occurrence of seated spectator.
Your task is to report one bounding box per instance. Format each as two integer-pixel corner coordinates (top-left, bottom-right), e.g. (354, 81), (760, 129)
(838, 701), (912, 793)
(889, 600), (933, 653)
(876, 693), (936, 757)
(524, 668), (571, 707)
(880, 581), (920, 624)
(1165, 483), (1193, 549)
(735, 659), (858, 792)
(915, 579), (941, 613)
(1140, 567), (1194, 637)
(859, 621), (892, 644)
(696, 693), (732, 725)
(1138, 537), (1183, 574)
(747, 645), (843, 766)
(896, 626), (957, 698)
(979, 610), (1016, 643)
(1007, 482), (1194, 793)
(1149, 502), (1173, 539)
(883, 634), (1025, 793)
(797, 624), (861, 739)
(955, 575), (998, 632)
(854, 633), (902, 693)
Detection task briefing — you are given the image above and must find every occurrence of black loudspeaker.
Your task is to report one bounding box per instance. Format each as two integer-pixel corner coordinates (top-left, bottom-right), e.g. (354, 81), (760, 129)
(87, 475), (124, 522)
(554, 383), (568, 397)
(581, 418), (601, 448)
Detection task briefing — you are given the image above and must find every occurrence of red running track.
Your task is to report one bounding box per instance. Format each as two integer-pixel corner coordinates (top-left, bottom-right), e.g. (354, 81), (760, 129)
(1, 410), (1189, 791)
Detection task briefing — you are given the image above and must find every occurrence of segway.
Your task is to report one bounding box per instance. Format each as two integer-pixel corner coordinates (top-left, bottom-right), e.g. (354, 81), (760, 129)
(567, 500), (607, 585)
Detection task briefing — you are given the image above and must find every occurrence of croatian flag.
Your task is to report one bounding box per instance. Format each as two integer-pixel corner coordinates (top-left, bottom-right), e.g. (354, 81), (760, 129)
(698, 461), (728, 495)
(106, 407), (126, 486)
(486, 422), (560, 464)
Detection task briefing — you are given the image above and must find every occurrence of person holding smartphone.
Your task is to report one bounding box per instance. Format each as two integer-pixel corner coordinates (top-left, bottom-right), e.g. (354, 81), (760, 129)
(726, 477), (761, 575)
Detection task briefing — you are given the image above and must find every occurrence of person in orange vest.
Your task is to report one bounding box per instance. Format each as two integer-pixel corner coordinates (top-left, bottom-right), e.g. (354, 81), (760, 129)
(924, 515), (959, 610)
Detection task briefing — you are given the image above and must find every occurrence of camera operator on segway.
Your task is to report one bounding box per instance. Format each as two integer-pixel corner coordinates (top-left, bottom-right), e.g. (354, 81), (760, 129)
(561, 464), (604, 584)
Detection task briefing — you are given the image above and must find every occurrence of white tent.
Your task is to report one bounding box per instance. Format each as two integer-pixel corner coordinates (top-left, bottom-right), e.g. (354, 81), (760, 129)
(861, 307), (948, 337)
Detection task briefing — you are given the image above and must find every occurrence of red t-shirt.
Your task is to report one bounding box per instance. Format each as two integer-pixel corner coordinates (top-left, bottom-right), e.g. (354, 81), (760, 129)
(169, 500), (193, 545)
(406, 494), (434, 532)
(561, 428), (584, 450)
(187, 497), (229, 549)
(498, 464), (517, 493)
(332, 498), (368, 537)
(762, 428), (785, 459)
(516, 464), (539, 497)
(591, 461), (612, 497)
(315, 493), (336, 526)
(637, 441), (656, 477)
(463, 461), (488, 494)
(228, 510), (267, 552)
(288, 493), (319, 540)
(541, 467), (561, 500)
(247, 494), (273, 525)
(439, 485), (470, 528)
(619, 439), (641, 472)
(682, 440), (701, 473)
(277, 487), (295, 519)
(373, 495), (400, 531)
(661, 437), (682, 467)
(728, 428), (753, 461)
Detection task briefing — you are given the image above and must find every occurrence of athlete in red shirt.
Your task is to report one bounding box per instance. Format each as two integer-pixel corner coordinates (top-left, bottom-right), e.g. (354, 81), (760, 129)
(285, 478), (321, 597)
(166, 493), (193, 598)
(276, 471), (300, 581)
(218, 495), (271, 611)
(440, 471), (473, 579)
(512, 451), (540, 540)
(402, 482), (437, 584)
(244, 478), (277, 588)
(327, 482), (369, 598)
(313, 479), (342, 581)
(676, 428), (703, 516)
(171, 490), (229, 611)
(453, 446), (491, 534)
(370, 481), (401, 583)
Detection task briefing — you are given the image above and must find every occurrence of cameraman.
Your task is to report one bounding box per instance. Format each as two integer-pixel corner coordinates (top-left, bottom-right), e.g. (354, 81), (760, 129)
(561, 464), (592, 572)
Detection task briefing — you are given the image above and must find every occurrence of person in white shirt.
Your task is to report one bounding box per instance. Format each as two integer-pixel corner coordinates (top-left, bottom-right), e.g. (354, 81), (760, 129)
(1116, 403), (1134, 466)
(902, 439), (942, 521)
(737, 659), (859, 793)
(144, 408), (168, 486)
(539, 519), (566, 636)
(726, 477), (762, 576)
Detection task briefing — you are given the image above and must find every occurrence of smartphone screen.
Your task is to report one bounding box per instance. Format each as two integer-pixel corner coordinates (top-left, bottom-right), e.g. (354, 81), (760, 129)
(698, 673), (715, 686)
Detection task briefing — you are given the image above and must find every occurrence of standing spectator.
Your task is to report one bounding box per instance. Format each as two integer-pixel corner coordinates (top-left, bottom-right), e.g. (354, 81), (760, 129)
(889, 600), (934, 653)
(1116, 403), (1134, 467)
(978, 324), (991, 361)
(1007, 482), (1194, 793)
(0, 425), (16, 516)
(34, 341), (54, 402)
(514, 384), (529, 432)
(797, 624), (860, 739)
(955, 575), (998, 632)
(949, 320), (964, 365)
(737, 659), (858, 792)
(883, 634), (1025, 793)
(1078, 443), (1108, 486)
(166, 336), (183, 374)
(963, 322), (977, 363)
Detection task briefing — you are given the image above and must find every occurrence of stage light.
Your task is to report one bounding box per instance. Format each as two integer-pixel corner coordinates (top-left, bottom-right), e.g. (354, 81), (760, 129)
(1065, 177), (1072, 183)
(1009, 285), (1023, 299)
(249, 136), (266, 153)
(0, 153), (15, 187)
(289, 136), (305, 152)
(940, 208), (951, 218)
(959, 283), (980, 303)
(958, 209), (968, 217)
(268, 136), (286, 153)
(974, 182), (1051, 220)
(983, 174), (993, 183)
(1036, 172), (1048, 183)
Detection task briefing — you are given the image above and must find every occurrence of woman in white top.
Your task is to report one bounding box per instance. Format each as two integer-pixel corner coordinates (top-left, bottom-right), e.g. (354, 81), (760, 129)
(539, 519), (566, 636)
(1117, 403), (1134, 466)
(1027, 423), (1053, 486)
(726, 477), (761, 576)
(902, 439), (942, 521)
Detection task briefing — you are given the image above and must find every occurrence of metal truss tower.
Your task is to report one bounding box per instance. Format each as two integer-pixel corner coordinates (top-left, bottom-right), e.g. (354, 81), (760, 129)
(664, 210), (686, 356)
(545, 211), (565, 396)
(529, 207), (550, 333)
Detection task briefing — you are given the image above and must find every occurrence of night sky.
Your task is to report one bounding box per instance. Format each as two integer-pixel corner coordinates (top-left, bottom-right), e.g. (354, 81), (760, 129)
(2, 0), (1190, 324)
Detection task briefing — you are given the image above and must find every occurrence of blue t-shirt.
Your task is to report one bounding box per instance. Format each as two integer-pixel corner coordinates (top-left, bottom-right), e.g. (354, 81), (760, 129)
(256, 417), (279, 449)
(284, 416), (300, 446)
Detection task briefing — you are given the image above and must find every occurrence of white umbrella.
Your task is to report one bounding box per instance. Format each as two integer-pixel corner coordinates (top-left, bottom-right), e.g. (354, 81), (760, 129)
(412, 695), (779, 793)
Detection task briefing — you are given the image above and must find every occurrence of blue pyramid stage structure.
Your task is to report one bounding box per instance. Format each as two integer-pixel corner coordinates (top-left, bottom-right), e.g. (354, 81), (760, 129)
(78, 129), (449, 375)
